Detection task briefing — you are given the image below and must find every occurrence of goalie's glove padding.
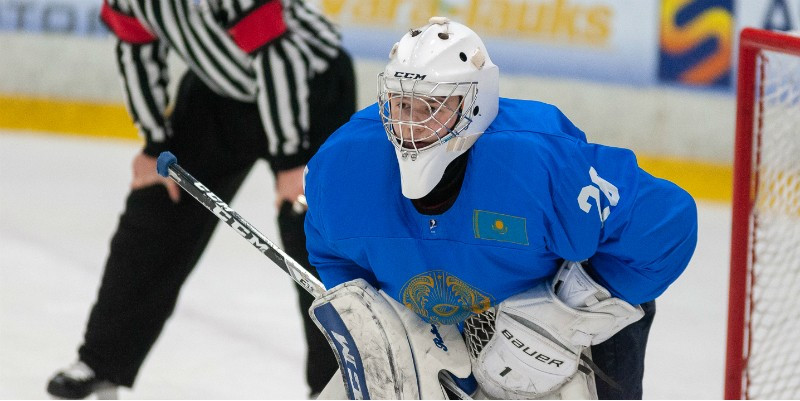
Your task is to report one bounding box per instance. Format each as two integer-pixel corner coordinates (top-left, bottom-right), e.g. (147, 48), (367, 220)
(310, 278), (472, 400)
(551, 261), (646, 346)
(474, 261), (644, 399)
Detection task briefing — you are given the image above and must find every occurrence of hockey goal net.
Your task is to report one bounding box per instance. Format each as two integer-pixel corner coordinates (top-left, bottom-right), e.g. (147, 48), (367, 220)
(726, 28), (800, 400)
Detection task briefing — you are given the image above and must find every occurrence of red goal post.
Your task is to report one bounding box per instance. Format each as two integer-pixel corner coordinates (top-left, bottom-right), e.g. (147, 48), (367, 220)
(726, 28), (800, 400)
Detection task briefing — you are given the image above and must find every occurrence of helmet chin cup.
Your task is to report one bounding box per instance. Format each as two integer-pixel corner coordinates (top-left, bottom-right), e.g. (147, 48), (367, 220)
(395, 144), (461, 199)
(378, 17), (499, 199)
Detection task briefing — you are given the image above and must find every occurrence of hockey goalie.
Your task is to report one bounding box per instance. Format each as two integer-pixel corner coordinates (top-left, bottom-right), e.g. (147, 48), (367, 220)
(303, 17), (698, 400)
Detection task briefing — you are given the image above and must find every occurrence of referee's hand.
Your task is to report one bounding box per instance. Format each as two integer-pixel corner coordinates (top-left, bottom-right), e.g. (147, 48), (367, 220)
(275, 165), (306, 211)
(131, 152), (181, 203)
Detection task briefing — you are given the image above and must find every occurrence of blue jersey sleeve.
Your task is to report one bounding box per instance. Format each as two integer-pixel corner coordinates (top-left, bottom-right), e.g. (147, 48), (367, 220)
(544, 140), (698, 305)
(304, 148), (379, 290)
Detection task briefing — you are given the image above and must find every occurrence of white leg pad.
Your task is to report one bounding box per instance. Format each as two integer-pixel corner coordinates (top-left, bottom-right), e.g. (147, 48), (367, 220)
(310, 278), (472, 399)
(382, 286), (473, 399)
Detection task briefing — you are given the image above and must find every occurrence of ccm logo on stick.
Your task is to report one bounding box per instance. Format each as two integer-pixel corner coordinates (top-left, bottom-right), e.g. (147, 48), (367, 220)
(194, 182), (269, 251)
(501, 329), (564, 368)
(331, 330), (365, 399)
(192, 182), (317, 294)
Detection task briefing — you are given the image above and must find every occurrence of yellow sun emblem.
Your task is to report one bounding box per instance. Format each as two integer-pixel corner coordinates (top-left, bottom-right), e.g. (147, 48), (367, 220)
(493, 219), (508, 234)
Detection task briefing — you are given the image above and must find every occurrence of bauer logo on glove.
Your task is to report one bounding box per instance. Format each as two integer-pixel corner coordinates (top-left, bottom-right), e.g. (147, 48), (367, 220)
(500, 328), (565, 368)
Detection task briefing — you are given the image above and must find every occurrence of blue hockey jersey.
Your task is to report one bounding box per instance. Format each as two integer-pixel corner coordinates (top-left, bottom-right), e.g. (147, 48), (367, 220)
(304, 98), (697, 325)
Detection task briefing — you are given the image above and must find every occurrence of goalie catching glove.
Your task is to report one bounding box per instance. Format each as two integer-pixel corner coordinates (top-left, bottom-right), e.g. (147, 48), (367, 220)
(473, 261), (645, 399)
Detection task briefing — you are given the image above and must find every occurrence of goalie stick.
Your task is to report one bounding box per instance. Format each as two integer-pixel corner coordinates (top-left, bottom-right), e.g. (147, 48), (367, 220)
(155, 151), (473, 400)
(155, 151), (324, 298)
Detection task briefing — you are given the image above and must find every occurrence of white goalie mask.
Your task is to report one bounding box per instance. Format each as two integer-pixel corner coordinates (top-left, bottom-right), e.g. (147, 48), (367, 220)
(378, 17), (499, 199)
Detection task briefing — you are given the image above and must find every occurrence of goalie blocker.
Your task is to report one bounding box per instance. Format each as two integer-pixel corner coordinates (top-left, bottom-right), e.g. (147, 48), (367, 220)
(310, 279), (474, 399)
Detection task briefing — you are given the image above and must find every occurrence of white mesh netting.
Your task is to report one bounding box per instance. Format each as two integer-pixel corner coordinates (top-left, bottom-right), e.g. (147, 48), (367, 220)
(463, 307), (496, 360)
(746, 47), (800, 399)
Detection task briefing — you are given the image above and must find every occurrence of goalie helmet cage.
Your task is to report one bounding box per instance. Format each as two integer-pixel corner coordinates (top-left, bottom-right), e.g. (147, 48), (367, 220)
(726, 28), (800, 400)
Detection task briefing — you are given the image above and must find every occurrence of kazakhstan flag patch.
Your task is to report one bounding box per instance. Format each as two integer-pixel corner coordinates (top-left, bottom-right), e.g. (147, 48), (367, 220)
(473, 210), (529, 245)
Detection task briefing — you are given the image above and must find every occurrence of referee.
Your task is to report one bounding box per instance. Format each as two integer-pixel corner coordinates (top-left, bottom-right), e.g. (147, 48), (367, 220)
(46, 0), (354, 398)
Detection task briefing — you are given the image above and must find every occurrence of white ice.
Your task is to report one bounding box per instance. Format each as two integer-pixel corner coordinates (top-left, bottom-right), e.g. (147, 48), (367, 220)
(0, 130), (730, 399)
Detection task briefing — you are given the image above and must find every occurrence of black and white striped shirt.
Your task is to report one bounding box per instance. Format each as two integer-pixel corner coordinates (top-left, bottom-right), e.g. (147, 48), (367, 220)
(101, 0), (342, 165)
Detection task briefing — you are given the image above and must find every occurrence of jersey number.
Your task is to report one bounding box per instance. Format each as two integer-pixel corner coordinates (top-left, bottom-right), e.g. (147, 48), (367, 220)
(577, 167), (619, 224)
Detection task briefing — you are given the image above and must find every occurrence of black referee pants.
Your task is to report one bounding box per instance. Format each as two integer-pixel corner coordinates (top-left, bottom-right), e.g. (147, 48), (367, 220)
(78, 51), (354, 394)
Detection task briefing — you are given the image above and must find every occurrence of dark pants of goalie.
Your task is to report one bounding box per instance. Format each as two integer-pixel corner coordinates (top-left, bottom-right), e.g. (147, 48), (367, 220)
(591, 299), (655, 400)
(77, 51), (355, 395)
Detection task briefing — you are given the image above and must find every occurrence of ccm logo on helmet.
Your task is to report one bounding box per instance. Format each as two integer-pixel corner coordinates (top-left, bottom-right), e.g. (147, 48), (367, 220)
(394, 71), (427, 80)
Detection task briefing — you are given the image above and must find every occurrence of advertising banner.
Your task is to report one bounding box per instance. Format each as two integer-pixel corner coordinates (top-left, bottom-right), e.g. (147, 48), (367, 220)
(2, 0), (799, 90)
(658, 0), (734, 89)
(324, 0), (660, 85)
(0, 0), (107, 36)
